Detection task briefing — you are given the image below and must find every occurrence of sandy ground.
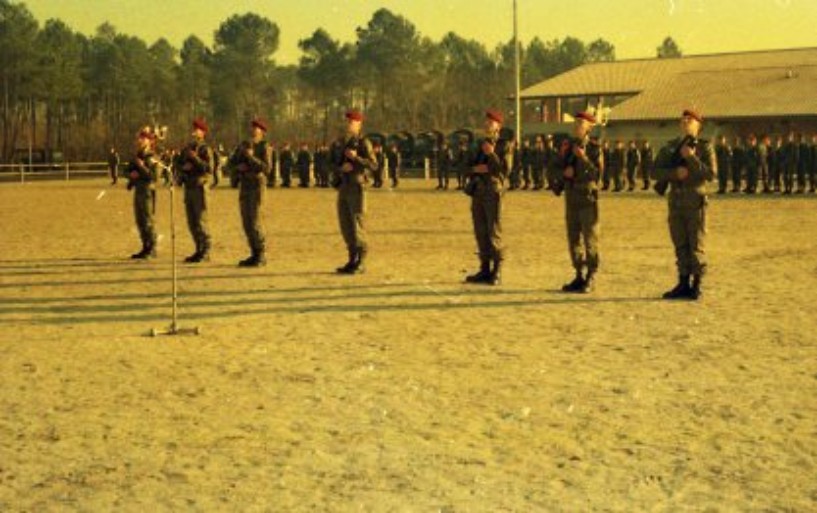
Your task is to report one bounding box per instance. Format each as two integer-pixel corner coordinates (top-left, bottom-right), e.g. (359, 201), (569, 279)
(0, 179), (815, 512)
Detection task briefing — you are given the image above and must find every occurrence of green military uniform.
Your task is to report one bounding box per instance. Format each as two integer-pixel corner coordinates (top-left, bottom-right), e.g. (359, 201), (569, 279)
(297, 146), (312, 187)
(610, 143), (627, 192)
(128, 145), (160, 259)
(654, 127), (716, 300)
(280, 145), (294, 187)
(231, 137), (272, 266)
(465, 132), (511, 285)
(731, 139), (745, 193)
(810, 138), (817, 193)
(782, 135), (798, 194)
(715, 139), (732, 194)
(797, 136), (811, 193)
(626, 143), (641, 191)
(108, 149), (120, 185)
(386, 145), (401, 188)
(745, 139), (761, 194)
(178, 133), (214, 262)
(334, 133), (377, 273)
(758, 140), (770, 193)
(553, 134), (600, 292)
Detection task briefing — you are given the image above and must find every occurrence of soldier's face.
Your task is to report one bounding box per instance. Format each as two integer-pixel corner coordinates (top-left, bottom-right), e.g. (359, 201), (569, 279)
(572, 119), (591, 138)
(192, 128), (205, 140)
(137, 136), (150, 150)
(251, 127), (264, 140)
(680, 116), (700, 136)
(484, 118), (500, 135)
(347, 119), (362, 136)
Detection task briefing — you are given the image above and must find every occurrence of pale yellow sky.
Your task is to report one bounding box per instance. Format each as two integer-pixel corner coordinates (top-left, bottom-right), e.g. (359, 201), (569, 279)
(23, 0), (817, 63)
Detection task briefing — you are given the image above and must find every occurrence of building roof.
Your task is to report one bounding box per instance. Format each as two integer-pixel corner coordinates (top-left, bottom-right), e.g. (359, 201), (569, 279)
(519, 47), (817, 121)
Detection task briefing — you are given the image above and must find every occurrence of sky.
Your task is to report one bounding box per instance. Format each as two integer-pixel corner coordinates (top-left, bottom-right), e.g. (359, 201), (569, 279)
(21, 0), (817, 64)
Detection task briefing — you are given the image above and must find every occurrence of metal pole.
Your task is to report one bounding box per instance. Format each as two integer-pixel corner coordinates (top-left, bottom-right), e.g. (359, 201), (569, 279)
(514, 0), (522, 145)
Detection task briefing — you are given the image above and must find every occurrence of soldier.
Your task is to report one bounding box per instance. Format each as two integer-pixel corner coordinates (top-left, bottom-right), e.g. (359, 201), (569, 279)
(177, 118), (215, 263)
(641, 141), (654, 190)
(587, 135), (604, 185)
(550, 112), (601, 293)
(463, 109), (511, 286)
(601, 139), (612, 190)
(532, 136), (546, 190)
(267, 142), (279, 188)
(544, 135), (556, 190)
(520, 139), (534, 190)
(654, 109), (716, 301)
(610, 140), (627, 192)
(107, 147), (120, 185)
(210, 144), (223, 189)
(333, 110), (377, 274)
(744, 134), (761, 194)
(279, 142), (294, 188)
(782, 131), (798, 195)
(770, 135), (784, 193)
(811, 135), (817, 193)
(372, 143), (386, 188)
(230, 118), (272, 267)
(296, 142), (312, 188)
(731, 136), (745, 193)
(759, 135), (771, 193)
(386, 143), (401, 188)
(625, 140), (641, 191)
(127, 130), (160, 259)
(797, 133), (811, 194)
(313, 143), (326, 188)
(436, 142), (454, 190)
(714, 135), (732, 194)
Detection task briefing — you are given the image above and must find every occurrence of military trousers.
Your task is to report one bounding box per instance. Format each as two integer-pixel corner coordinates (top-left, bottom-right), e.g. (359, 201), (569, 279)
(746, 165), (759, 191)
(134, 186), (156, 249)
(668, 193), (708, 276)
(565, 192), (600, 273)
(471, 189), (503, 262)
(240, 183), (266, 256)
(337, 181), (367, 252)
(184, 185), (211, 253)
(717, 164), (730, 192)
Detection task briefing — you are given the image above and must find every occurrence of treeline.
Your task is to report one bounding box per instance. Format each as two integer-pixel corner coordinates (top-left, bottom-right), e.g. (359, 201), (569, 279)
(0, 1), (617, 161)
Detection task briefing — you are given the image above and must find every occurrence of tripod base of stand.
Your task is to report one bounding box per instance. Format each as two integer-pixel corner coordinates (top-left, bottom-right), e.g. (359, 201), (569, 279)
(150, 324), (201, 337)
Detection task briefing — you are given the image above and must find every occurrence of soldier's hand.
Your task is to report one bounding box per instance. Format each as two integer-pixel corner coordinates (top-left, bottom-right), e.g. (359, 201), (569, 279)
(563, 166), (575, 179)
(481, 140), (495, 155)
(680, 145), (694, 159)
(473, 164), (488, 174)
(182, 163), (193, 171)
(345, 149), (357, 159)
(135, 158), (144, 168)
(237, 163), (249, 173)
(572, 146), (586, 159)
(129, 171), (139, 180)
(676, 166), (689, 180)
(341, 163), (353, 172)
(186, 149), (197, 159)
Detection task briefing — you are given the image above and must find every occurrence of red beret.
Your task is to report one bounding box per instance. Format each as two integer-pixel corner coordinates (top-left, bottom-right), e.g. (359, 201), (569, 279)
(345, 110), (364, 122)
(192, 118), (209, 134)
(137, 129), (154, 140)
(682, 109), (703, 123)
(574, 111), (596, 124)
(251, 118), (268, 132)
(485, 109), (504, 124)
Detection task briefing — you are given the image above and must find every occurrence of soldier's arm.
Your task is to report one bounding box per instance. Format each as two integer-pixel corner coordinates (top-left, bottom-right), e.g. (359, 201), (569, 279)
(247, 144), (271, 176)
(191, 145), (214, 176)
(575, 153), (599, 184)
(354, 139), (379, 172)
(686, 142), (716, 182)
(652, 145), (677, 182)
(486, 142), (512, 179)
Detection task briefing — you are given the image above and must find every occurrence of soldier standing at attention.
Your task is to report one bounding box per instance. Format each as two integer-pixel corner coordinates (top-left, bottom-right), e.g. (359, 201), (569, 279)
(108, 147), (120, 185)
(641, 141), (654, 190)
(600, 139), (612, 190)
(797, 133), (811, 194)
(531, 136), (546, 190)
(543, 135), (557, 191)
(654, 109), (716, 301)
(744, 134), (761, 194)
(759, 135), (771, 193)
(714, 135), (732, 194)
(771, 135), (784, 193)
(231, 118), (272, 267)
(267, 142), (279, 188)
(464, 110), (511, 286)
(178, 118), (215, 263)
(386, 143), (401, 188)
(520, 139), (534, 190)
(372, 143), (386, 188)
(436, 142), (454, 190)
(279, 142), (294, 188)
(551, 112), (601, 293)
(810, 135), (817, 193)
(782, 131), (798, 195)
(296, 142), (312, 188)
(334, 110), (377, 274)
(731, 136), (745, 193)
(128, 130), (160, 259)
(625, 140), (641, 192)
(611, 140), (627, 192)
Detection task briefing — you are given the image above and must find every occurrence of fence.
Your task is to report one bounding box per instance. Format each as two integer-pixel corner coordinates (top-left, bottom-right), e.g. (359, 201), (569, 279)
(0, 162), (111, 183)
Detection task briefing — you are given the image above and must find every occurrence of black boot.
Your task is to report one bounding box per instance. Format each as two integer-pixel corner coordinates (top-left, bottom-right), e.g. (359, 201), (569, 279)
(131, 245), (149, 259)
(465, 260), (491, 283)
(336, 250), (357, 274)
(580, 270), (596, 293)
(239, 251), (259, 267)
(562, 271), (585, 292)
(662, 275), (691, 300)
(488, 260), (502, 286)
(351, 248), (367, 274)
(689, 274), (703, 301)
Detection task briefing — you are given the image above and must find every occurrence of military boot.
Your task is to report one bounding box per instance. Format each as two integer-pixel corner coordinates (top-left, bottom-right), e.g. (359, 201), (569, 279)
(336, 250), (357, 274)
(351, 248), (367, 274)
(131, 245), (150, 260)
(465, 260), (491, 283)
(580, 270), (596, 293)
(561, 272), (585, 293)
(662, 275), (691, 300)
(689, 274), (703, 301)
(239, 252), (258, 267)
(488, 259), (502, 286)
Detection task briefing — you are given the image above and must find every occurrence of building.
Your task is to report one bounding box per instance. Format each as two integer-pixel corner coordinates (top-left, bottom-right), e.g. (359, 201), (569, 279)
(518, 47), (817, 142)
